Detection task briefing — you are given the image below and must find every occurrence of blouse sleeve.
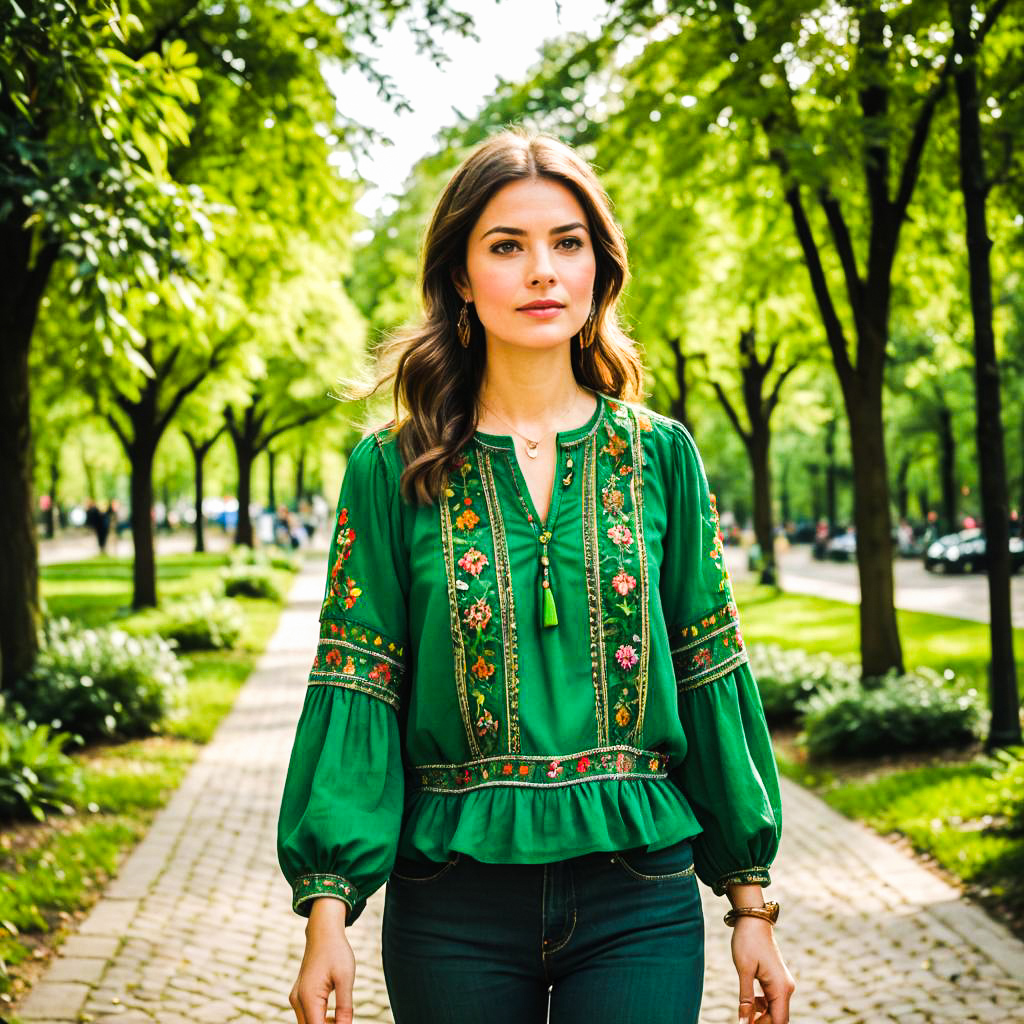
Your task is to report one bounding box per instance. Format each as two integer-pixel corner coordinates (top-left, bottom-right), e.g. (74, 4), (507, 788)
(659, 424), (782, 896)
(276, 432), (409, 923)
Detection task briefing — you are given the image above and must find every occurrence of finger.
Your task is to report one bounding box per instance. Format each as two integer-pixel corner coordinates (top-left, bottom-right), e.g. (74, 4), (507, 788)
(299, 987), (328, 1024)
(737, 968), (757, 1023)
(763, 969), (794, 1024)
(289, 982), (307, 1024)
(333, 966), (354, 1024)
(750, 995), (770, 1023)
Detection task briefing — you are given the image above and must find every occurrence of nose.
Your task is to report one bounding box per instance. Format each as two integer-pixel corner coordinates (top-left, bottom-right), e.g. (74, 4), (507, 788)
(528, 246), (557, 287)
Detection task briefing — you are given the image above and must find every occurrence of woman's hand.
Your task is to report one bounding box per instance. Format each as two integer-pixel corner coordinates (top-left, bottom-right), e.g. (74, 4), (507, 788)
(730, 916), (795, 1024)
(289, 898), (356, 1024)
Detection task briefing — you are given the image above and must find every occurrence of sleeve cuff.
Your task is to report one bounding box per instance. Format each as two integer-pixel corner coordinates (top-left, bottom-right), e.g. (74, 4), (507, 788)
(292, 872), (358, 917)
(712, 866), (771, 897)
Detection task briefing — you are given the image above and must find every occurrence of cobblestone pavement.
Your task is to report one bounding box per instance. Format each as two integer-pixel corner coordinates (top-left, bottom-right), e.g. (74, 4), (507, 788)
(14, 563), (1024, 1024)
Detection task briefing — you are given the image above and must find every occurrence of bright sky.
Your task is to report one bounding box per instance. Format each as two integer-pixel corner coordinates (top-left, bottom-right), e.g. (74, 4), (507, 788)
(324, 0), (609, 220)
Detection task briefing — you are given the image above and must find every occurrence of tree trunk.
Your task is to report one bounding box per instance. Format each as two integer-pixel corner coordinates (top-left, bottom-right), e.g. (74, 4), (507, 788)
(82, 440), (97, 503)
(193, 443), (206, 554)
(128, 438), (158, 608)
(295, 447), (305, 506)
(779, 460), (790, 526)
(45, 455), (59, 540)
(809, 464), (822, 522)
(917, 486), (930, 522)
(951, 0), (1021, 747)
(848, 394), (904, 677)
(667, 337), (691, 432)
(268, 448), (276, 511)
(896, 452), (911, 521)
(0, 215), (58, 689)
(938, 404), (957, 533)
(235, 442), (254, 547)
(750, 432), (776, 586)
(825, 418), (838, 529)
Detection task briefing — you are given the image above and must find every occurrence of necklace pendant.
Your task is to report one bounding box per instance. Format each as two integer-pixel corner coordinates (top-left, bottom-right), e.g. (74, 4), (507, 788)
(525, 442), (539, 459)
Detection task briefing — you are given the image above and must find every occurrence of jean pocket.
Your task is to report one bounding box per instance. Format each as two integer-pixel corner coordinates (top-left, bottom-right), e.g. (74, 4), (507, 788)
(611, 839), (696, 883)
(389, 852), (462, 884)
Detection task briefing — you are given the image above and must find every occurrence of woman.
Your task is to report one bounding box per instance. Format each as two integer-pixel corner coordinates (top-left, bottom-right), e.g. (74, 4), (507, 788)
(278, 129), (794, 1024)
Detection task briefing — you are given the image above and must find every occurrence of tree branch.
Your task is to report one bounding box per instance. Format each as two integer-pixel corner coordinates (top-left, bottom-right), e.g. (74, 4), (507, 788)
(709, 380), (751, 446)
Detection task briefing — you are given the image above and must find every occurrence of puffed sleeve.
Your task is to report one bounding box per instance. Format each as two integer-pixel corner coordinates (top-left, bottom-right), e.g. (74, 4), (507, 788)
(659, 424), (782, 896)
(277, 432), (409, 923)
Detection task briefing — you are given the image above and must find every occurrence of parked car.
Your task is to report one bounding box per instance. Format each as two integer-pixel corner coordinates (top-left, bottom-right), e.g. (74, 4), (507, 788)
(825, 531), (857, 562)
(924, 528), (1024, 574)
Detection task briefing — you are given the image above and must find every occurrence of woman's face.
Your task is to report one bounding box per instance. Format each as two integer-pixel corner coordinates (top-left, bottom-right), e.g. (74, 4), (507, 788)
(456, 177), (597, 352)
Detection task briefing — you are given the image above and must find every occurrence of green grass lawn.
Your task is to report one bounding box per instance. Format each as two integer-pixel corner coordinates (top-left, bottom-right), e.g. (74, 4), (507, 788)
(0, 551), (300, 1012)
(733, 580), (1024, 688)
(734, 582), (1024, 939)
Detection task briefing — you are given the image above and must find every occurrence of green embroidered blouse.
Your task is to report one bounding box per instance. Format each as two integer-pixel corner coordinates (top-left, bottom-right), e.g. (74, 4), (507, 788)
(277, 390), (781, 923)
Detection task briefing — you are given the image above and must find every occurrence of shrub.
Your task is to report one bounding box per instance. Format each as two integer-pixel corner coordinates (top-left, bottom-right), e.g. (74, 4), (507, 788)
(800, 667), (983, 759)
(160, 591), (244, 650)
(988, 747), (1024, 835)
(229, 545), (300, 573)
(0, 695), (82, 822)
(747, 643), (860, 725)
(10, 618), (187, 745)
(221, 563), (281, 600)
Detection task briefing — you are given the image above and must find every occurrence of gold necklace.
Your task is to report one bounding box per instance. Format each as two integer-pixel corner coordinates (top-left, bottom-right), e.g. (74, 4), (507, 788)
(476, 390), (586, 460)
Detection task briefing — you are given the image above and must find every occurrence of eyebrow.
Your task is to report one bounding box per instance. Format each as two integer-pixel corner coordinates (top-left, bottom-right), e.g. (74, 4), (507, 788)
(481, 221), (589, 239)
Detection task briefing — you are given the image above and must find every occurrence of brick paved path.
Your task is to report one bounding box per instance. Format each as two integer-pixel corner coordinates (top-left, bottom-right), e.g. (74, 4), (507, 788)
(15, 563), (1024, 1024)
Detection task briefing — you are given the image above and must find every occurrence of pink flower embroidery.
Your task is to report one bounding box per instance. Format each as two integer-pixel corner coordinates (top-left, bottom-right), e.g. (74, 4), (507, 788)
(547, 760), (564, 779)
(692, 647), (712, 670)
(458, 548), (489, 577)
(615, 644), (639, 670)
(463, 597), (492, 630)
(369, 662), (391, 685)
(607, 523), (633, 549)
(576, 756), (592, 772)
(611, 570), (636, 596)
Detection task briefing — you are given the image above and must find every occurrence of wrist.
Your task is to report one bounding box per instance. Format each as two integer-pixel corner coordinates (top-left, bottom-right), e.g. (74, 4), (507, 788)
(726, 883), (766, 910)
(307, 896), (349, 931)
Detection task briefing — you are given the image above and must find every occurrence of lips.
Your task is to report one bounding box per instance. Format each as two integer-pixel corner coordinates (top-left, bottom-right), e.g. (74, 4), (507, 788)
(518, 301), (565, 310)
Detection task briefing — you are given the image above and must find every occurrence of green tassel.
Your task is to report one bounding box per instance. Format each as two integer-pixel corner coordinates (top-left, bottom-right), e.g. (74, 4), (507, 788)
(542, 585), (559, 627)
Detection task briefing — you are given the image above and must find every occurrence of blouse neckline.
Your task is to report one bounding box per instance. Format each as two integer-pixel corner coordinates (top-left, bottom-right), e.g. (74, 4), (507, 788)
(473, 389), (606, 450)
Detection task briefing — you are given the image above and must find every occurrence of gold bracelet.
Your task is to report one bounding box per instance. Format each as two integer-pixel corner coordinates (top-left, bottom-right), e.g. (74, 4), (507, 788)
(723, 900), (780, 927)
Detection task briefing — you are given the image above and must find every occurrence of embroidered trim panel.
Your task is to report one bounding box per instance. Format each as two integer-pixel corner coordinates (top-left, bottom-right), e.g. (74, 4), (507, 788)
(409, 744), (671, 794)
(309, 618), (405, 710)
(292, 872), (357, 914)
(669, 600), (748, 691)
(712, 866), (771, 897)
(440, 450), (520, 758)
(593, 399), (654, 747)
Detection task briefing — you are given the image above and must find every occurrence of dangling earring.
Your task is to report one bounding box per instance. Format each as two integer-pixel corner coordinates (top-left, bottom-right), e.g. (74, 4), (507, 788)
(457, 301), (472, 348)
(580, 300), (598, 349)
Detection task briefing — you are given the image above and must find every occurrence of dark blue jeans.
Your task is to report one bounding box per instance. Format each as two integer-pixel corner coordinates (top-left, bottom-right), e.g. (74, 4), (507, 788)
(381, 837), (704, 1024)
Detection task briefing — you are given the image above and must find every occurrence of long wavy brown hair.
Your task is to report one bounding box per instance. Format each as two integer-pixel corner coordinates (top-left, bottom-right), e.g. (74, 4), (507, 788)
(347, 127), (646, 506)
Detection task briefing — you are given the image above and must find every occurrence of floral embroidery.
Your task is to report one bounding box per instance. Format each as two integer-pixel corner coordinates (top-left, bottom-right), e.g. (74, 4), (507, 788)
(456, 507), (480, 531)
(471, 655), (495, 679)
(607, 522), (633, 549)
(670, 600), (748, 691)
(327, 508), (362, 611)
(586, 405), (651, 746)
(611, 570), (636, 595)
(440, 451), (520, 756)
(410, 745), (670, 794)
(475, 708), (499, 737)
(615, 644), (639, 670)
(457, 547), (489, 577)
(463, 597), (492, 630)
(293, 873), (356, 914)
(309, 618), (405, 710)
